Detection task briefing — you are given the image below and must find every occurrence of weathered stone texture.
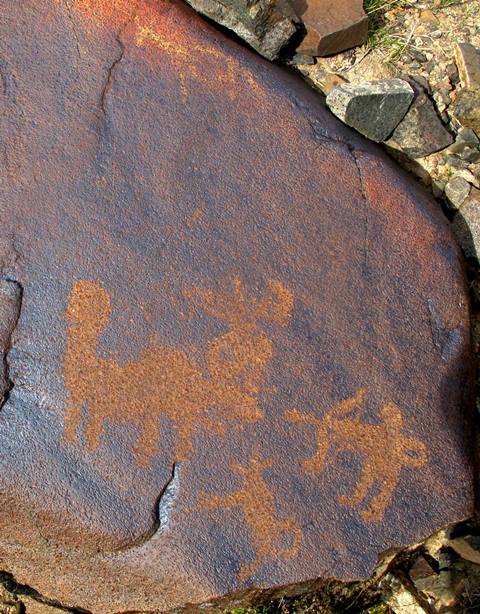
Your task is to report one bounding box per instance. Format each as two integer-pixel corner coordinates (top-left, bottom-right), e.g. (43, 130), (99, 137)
(183, 0), (300, 59)
(453, 190), (480, 261)
(386, 81), (454, 158)
(452, 90), (480, 134)
(0, 1), (474, 613)
(292, 0), (368, 57)
(445, 176), (472, 210)
(455, 43), (480, 91)
(326, 79), (414, 142)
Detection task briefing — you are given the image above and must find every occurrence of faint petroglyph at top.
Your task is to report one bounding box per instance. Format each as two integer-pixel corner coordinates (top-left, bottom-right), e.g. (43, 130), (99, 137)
(63, 276), (293, 465)
(286, 389), (428, 522)
(135, 20), (262, 101)
(198, 453), (301, 581)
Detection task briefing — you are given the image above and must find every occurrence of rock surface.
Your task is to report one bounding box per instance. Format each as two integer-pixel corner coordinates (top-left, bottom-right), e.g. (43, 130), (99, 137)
(452, 89), (480, 134)
(293, 3), (480, 209)
(183, 0), (299, 59)
(292, 0), (368, 57)
(455, 42), (480, 90)
(453, 190), (480, 261)
(326, 79), (415, 142)
(386, 80), (454, 158)
(445, 176), (472, 209)
(0, 1), (474, 613)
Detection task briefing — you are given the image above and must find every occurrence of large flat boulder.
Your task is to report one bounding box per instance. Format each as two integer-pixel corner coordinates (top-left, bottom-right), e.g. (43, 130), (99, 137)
(0, 0), (474, 612)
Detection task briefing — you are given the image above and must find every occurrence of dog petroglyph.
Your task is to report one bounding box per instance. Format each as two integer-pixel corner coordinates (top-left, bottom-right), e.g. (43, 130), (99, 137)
(63, 276), (293, 465)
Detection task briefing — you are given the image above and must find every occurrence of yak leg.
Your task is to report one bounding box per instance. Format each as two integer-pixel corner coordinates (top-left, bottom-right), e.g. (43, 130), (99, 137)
(362, 470), (399, 522)
(85, 414), (104, 451)
(338, 466), (375, 509)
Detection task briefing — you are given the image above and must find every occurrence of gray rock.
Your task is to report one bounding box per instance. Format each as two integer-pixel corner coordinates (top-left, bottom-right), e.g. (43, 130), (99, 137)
(452, 89), (480, 134)
(326, 79), (414, 142)
(446, 154), (470, 170)
(432, 180), (446, 198)
(387, 82), (454, 158)
(447, 128), (480, 159)
(386, 574), (430, 614)
(183, 0), (300, 60)
(445, 176), (472, 210)
(459, 146), (480, 163)
(458, 127), (480, 147)
(453, 189), (480, 261)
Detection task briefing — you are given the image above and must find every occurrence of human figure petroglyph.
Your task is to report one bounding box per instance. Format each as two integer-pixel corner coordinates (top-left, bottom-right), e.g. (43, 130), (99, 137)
(198, 454), (301, 581)
(285, 389), (428, 522)
(63, 277), (293, 465)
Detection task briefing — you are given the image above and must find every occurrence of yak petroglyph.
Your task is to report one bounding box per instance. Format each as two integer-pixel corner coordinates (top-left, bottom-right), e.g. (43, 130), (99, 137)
(286, 389), (428, 522)
(199, 454), (301, 581)
(63, 276), (293, 465)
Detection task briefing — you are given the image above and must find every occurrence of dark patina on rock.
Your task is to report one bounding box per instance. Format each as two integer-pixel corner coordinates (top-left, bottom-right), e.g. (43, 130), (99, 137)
(0, 1), (474, 612)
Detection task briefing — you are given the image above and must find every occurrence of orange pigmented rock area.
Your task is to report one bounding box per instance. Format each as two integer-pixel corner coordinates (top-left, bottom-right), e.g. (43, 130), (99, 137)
(0, 0), (474, 612)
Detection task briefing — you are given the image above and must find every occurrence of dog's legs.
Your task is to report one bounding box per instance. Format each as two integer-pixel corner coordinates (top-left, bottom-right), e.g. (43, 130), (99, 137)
(85, 415), (104, 451)
(134, 412), (161, 467)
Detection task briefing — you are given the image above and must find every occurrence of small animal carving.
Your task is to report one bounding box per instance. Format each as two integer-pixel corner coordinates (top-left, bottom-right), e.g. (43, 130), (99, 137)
(285, 389), (428, 522)
(63, 277), (293, 465)
(198, 454), (301, 581)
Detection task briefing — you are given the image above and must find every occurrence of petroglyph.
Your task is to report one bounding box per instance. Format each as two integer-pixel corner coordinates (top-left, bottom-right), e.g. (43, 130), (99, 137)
(56, 0), (267, 103)
(184, 276), (293, 398)
(199, 454), (301, 581)
(63, 277), (293, 465)
(286, 389), (428, 522)
(135, 21), (261, 101)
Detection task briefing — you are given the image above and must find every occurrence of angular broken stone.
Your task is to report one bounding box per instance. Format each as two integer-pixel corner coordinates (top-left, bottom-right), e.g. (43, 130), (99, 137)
(452, 89), (480, 135)
(455, 43), (480, 91)
(386, 80), (454, 158)
(0, 1), (474, 612)
(292, 0), (368, 57)
(326, 79), (415, 142)
(453, 190), (480, 261)
(445, 176), (472, 210)
(183, 0), (300, 60)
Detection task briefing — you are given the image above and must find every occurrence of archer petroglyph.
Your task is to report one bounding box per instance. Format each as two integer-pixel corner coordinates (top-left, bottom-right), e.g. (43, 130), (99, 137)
(286, 389), (428, 522)
(199, 454), (302, 581)
(63, 277), (293, 465)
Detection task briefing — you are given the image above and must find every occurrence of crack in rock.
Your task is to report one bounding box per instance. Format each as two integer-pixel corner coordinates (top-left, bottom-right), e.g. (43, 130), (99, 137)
(349, 148), (370, 271)
(100, 34), (126, 116)
(157, 462), (179, 534)
(115, 463), (179, 552)
(301, 111), (371, 270)
(99, 6), (140, 117)
(0, 277), (22, 409)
